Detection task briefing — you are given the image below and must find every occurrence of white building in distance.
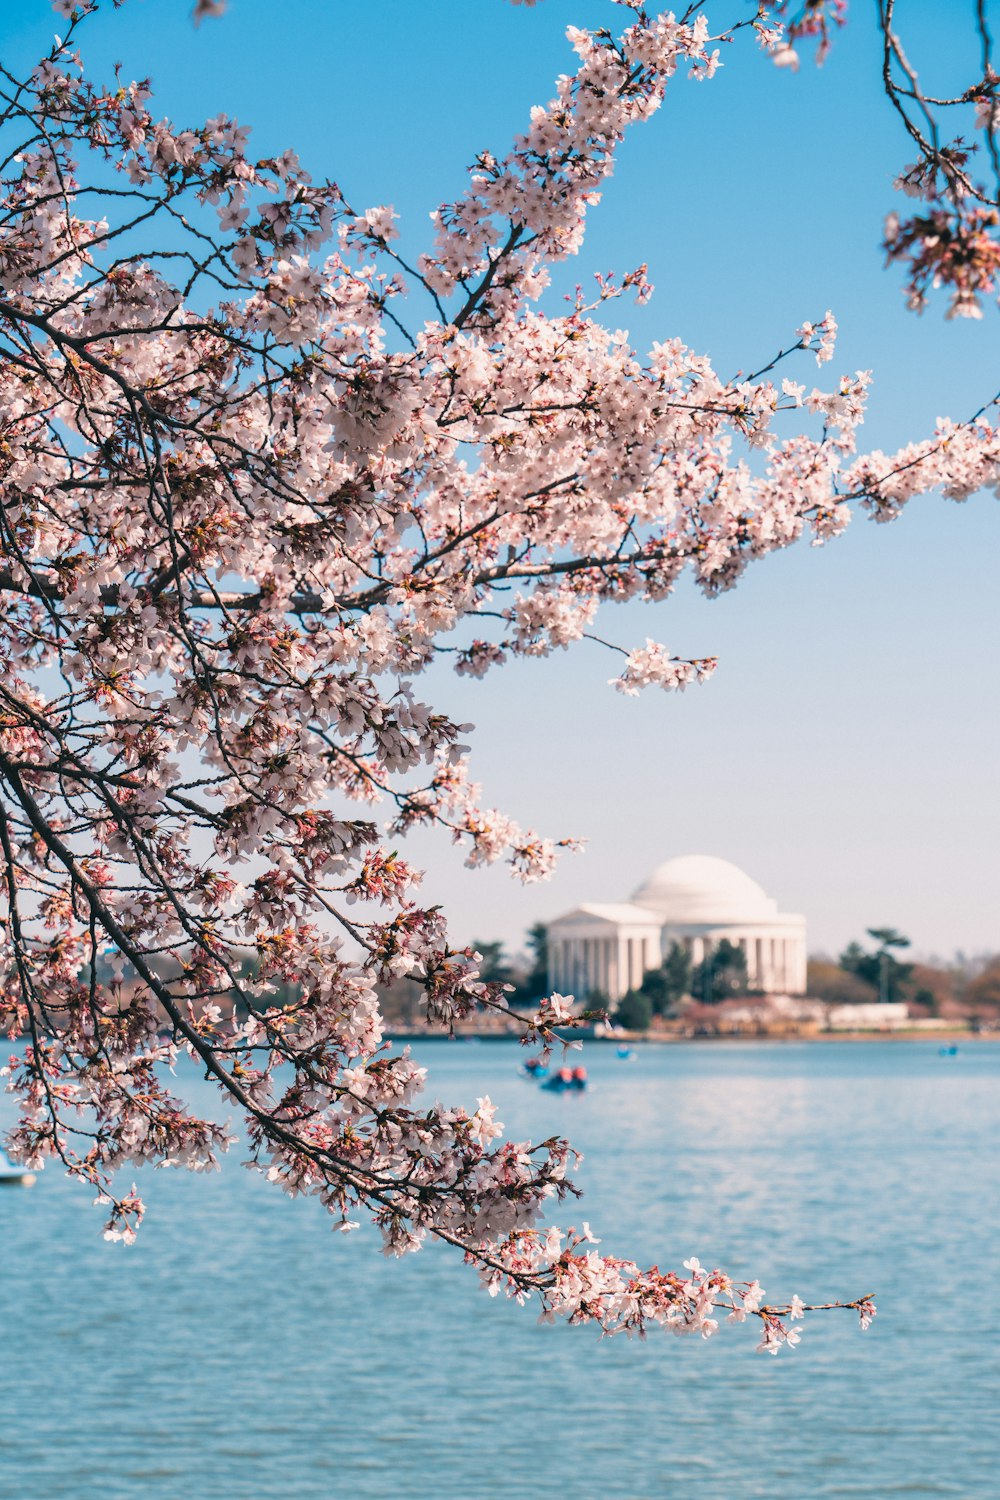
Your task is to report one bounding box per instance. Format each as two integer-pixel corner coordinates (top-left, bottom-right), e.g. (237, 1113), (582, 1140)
(546, 855), (808, 1001)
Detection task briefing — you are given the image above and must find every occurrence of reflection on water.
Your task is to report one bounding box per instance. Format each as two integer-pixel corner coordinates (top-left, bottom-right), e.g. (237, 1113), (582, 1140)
(1, 1040), (997, 1499)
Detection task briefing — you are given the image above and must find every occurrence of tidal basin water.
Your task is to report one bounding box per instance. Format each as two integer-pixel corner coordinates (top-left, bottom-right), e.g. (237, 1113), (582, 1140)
(2, 1039), (998, 1500)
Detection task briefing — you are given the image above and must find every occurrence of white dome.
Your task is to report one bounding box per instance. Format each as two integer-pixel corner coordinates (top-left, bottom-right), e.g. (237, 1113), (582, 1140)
(631, 855), (777, 923)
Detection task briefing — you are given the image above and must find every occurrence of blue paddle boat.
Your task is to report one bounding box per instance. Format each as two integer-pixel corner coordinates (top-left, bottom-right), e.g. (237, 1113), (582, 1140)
(541, 1066), (588, 1093)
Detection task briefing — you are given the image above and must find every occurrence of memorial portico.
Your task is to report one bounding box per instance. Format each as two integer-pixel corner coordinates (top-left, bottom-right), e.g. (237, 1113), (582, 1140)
(546, 855), (807, 1002)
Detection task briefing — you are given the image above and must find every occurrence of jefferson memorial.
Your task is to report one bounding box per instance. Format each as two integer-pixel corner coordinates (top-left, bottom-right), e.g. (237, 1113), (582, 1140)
(546, 855), (807, 1001)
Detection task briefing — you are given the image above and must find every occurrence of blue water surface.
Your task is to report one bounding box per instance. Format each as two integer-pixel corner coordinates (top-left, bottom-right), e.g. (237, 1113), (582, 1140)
(1, 1039), (997, 1499)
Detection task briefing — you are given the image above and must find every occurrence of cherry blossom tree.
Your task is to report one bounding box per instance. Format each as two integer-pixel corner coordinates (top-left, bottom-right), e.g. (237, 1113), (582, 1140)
(772, 0), (1000, 318)
(878, 0), (1000, 320)
(2, 0), (996, 1355)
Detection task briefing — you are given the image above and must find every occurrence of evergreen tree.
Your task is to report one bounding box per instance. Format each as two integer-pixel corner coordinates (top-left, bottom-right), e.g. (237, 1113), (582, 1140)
(615, 989), (653, 1032)
(522, 922), (549, 1002)
(638, 941), (691, 1015)
(839, 930), (912, 1003)
(692, 939), (748, 1005)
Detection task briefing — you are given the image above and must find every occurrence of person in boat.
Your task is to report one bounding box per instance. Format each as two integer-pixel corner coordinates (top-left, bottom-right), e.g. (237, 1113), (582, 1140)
(542, 1065), (588, 1092)
(542, 1066), (574, 1091)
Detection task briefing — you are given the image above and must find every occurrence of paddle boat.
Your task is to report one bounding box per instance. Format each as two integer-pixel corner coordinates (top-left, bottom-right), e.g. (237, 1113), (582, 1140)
(541, 1065), (588, 1093)
(520, 1055), (550, 1080)
(615, 1045), (637, 1061)
(0, 1149), (36, 1187)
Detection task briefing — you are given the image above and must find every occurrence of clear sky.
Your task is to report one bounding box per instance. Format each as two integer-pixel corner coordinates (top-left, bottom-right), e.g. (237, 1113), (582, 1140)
(10, 0), (999, 962)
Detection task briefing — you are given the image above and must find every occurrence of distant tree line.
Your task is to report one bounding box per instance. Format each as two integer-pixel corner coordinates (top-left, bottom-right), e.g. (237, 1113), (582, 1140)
(805, 927), (914, 1006)
(809, 929), (1000, 1021)
(393, 922), (1000, 1034)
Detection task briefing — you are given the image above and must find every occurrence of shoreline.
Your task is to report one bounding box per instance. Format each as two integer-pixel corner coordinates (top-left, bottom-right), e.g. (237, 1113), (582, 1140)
(386, 1024), (996, 1045)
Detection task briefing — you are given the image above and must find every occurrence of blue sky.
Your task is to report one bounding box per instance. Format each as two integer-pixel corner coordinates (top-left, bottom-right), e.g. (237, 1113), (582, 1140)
(10, 0), (999, 960)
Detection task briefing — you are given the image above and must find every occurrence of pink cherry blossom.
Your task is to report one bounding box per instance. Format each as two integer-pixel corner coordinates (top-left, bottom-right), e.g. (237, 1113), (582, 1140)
(14, 0), (995, 1355)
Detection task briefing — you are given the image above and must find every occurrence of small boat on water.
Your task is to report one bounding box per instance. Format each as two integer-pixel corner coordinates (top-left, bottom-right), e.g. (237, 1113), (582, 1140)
(520, 1055), (550, 1079)
(0, 1149), (36, 1187)
(541, 1065), (588, 1093)
(615, 1046), (637, 1061)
